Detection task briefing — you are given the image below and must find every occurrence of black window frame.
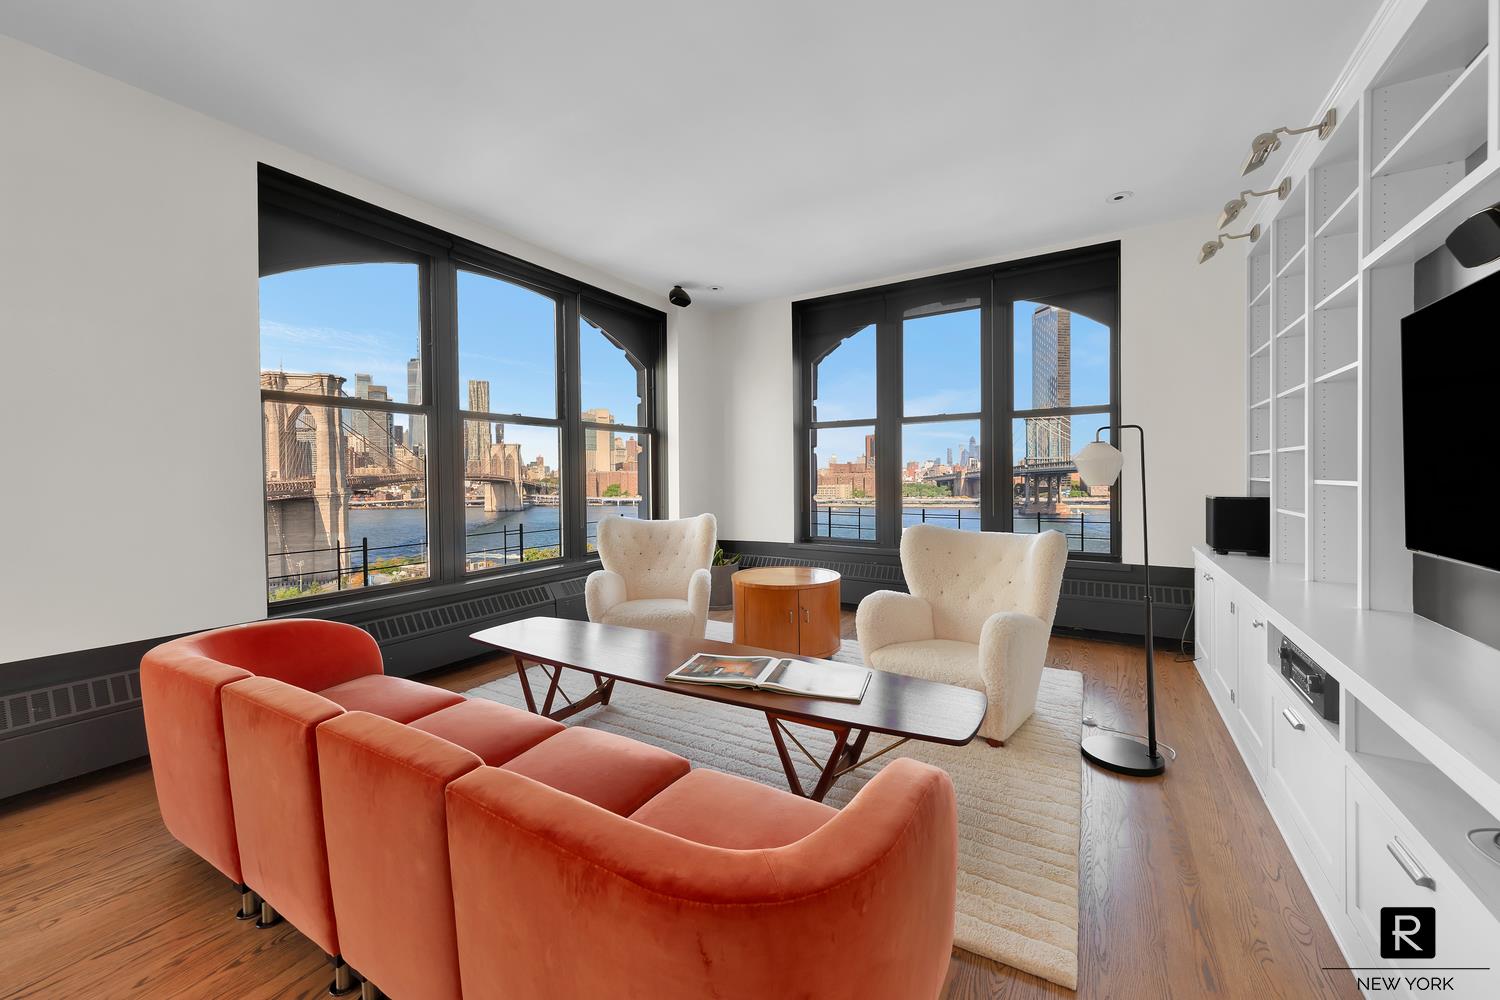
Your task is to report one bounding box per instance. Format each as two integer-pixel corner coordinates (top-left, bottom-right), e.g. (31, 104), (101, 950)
(793, 241), (1121, 559)
(258, 165), (666, 610)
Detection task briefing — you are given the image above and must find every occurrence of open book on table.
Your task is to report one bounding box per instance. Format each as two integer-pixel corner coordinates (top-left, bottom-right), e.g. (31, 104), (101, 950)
(666, 653), (872, 703)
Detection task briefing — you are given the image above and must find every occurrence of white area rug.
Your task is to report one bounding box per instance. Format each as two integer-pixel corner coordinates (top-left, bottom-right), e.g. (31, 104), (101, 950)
(467, 622), (1083, 990)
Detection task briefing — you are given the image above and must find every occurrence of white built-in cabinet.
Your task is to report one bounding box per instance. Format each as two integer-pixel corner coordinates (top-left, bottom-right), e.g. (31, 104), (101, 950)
(1195, 548), (1500, 998)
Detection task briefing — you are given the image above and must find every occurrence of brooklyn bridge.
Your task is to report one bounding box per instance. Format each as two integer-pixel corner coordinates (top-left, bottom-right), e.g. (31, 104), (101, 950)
(262, 372), (540, 583)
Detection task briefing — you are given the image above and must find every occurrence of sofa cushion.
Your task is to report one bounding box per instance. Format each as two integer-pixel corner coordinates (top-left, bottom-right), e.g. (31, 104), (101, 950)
(600, 598), (698, 635)
(502, 726), (690, 815)
(317, 674), (465, 724)
(867, 638), (983, 690)
(410, 698), (565, 766)
(631, 769), (836, 849)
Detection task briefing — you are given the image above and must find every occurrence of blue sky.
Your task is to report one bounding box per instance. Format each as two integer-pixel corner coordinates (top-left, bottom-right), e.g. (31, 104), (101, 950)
(259, 263), (642, 466)
(812, 304), (1112, 465)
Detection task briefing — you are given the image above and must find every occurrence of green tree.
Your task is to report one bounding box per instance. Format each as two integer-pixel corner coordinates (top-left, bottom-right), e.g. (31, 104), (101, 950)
(602, 483), (624, 497)
(902, 482), (952, 498)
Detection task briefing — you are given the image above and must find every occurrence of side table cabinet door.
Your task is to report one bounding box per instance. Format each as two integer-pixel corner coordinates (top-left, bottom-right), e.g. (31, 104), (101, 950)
(737, 583), (800, 653)
(796, 584), (841, 657)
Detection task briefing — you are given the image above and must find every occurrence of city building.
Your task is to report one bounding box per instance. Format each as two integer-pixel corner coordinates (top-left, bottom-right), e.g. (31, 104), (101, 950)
(407, 356), (425, 454)
(1024, 305), (1071, 461)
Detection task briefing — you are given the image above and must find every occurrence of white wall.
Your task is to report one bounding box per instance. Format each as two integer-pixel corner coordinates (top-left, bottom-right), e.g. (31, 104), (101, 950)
(0, 35), (668, 663)
(699, 216), (1246, 568)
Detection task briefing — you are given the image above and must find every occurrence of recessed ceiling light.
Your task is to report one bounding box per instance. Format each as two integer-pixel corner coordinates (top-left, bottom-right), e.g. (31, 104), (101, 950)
(1106, 191), (1133, 203)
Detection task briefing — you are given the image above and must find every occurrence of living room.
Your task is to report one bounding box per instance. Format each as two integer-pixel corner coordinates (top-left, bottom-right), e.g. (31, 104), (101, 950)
(4, 1), (1500, 998)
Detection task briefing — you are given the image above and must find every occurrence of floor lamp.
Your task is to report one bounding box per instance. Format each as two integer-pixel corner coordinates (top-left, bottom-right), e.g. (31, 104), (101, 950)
(1073, 425), (1167, 777)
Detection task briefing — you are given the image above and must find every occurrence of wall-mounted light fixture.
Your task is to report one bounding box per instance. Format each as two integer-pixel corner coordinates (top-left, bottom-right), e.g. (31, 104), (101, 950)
(1218, 178), (1292, 229)
(1241, 109), (1337, 175)
(1199, 224), (1262, 264)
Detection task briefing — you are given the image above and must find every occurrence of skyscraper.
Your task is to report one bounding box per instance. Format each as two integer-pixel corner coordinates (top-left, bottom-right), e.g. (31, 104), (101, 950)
(946, 447), (954, 466)
(465, 380), (492, 467)
(406, 357), (424, 454)
(1025, 306), (1072, 460)
(583, 408), (614, 471)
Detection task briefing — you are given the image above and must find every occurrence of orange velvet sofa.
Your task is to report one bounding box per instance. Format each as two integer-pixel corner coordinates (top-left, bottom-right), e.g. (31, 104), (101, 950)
(447, 757), (959, 1000)
(141, 618), (449, 904)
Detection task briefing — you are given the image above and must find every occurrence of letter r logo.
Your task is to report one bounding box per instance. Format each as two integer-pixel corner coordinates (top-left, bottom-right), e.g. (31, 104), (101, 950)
(1379, 907), (1435, 959)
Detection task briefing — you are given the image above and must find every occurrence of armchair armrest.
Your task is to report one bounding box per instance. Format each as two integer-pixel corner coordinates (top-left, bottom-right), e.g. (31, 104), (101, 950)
(856, 591), (935, 662)
(585, 570), (627, 622)
(977, 611), (1051, 742)
(686, 567), (711, 638)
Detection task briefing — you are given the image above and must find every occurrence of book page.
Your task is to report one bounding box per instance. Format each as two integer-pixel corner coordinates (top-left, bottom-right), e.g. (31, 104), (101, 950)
(761, 659), (870, 701)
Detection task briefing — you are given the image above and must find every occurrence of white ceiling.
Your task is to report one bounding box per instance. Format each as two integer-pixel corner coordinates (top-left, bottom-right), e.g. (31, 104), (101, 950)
(1, 0), (1380, 306)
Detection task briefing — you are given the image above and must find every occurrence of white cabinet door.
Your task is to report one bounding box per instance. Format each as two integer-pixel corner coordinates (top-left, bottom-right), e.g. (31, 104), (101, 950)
(1234, 596), (1271, 776)
(1346, 773), (1500, 997)
(1194, 556), (1215, 679)
(1267, 688), (1344, 895)
(1210, 579), (1238, 712)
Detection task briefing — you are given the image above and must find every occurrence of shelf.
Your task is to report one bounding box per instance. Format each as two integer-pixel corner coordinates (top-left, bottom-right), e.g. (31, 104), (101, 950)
(1250, 339), (1271, 359)
(1276, 316), (1306, 339)
(1249, 449), (1271, 456)
(1277, 507), (1307, 518)
(1314, 479), (1358, 487)
(1349, 751), (1500, 923)
(1250, 283), (1271, 307)
(1372, 49), (1489, 178)
(1249, 476), (1271, 483)
(1250, 398), (1272, 410)
(1313, 189), (1358, 238)
(1275, 245), (1307, 279)
(1364, 156), (1500, 268)
(1277, 445), (1307, 453)
(1314, 274), (1358, 312)
(1314, 360), (1359, 384)
(1276, 383), (1306, 399)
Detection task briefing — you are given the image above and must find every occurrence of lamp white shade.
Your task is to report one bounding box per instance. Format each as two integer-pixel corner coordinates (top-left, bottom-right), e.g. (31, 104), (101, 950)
(1073, 440), (1124, 487)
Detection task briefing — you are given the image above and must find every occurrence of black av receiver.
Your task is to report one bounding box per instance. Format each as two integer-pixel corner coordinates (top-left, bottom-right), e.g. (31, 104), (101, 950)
(1280, 638), (1339, 723)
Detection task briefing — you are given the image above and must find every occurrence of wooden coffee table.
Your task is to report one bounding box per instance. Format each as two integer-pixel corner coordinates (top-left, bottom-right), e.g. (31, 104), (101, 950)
(731, 566), (842, 658)
(471, 617), (986, 802)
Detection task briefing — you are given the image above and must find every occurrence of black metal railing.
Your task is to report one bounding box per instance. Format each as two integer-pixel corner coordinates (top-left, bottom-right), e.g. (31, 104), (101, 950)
(267, 511), (644, 601)
(809, 504), (1113, 553)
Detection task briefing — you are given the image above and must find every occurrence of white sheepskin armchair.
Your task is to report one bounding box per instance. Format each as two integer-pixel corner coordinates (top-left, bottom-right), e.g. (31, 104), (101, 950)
(585, 513), (717, 639)
(857, 524), (1067, 745)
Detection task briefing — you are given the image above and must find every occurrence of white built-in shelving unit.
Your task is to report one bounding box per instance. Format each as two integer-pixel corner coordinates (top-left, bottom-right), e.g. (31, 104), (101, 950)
(1243, 0), (1498, 608)
(1209, 0), (1500, 986)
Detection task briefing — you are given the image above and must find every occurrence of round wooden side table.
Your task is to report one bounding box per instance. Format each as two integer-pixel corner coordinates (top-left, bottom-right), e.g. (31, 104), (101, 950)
(731, 566), (842, 659)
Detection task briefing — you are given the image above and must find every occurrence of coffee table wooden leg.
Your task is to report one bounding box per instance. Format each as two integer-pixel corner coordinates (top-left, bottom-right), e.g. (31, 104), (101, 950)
(515, 658), (538, 714)
(808, 727), (851, 803)
(765, 715), (807, 798)
(840, 728), (871, 769)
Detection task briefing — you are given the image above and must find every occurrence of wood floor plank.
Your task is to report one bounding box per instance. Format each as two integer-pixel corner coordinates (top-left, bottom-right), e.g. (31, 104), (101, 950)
(0, 612), (1358, 999)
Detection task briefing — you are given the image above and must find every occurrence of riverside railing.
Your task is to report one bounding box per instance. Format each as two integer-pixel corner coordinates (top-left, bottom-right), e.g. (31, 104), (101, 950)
(810, 504), (1111, 552)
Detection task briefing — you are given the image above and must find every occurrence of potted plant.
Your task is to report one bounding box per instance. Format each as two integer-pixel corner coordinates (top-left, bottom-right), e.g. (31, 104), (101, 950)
(709, 547), (741, 609)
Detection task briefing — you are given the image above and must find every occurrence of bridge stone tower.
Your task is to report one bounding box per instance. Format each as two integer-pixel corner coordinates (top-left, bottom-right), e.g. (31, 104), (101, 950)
(262, 371), (351, 588)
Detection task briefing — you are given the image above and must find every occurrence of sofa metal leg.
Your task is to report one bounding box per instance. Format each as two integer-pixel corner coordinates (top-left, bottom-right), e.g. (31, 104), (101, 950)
(360, 981), (382, 1000)
(328, 956), (356, 997)
(983, 738), (1004, 748)
(236, 886), (261, 921)
(255, 900), (280, 929)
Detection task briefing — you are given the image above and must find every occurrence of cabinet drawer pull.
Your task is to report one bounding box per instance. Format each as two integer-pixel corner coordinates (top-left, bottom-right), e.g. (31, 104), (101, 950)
(1387, 837), (1436, 890)
(786, 610), (793, 624)
(1281, 707), (1305, 731)
(802, 607), (809, 623)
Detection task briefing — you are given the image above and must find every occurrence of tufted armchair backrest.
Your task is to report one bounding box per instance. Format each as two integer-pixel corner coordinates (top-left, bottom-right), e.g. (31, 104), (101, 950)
(898, 524), (1068, 643)
(597, 513), (717, 600)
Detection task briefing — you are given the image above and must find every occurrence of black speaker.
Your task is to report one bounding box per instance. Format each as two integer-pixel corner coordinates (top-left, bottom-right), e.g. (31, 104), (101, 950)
(1205, 496), (1270, 557)
(1447, 204), (1500, 268)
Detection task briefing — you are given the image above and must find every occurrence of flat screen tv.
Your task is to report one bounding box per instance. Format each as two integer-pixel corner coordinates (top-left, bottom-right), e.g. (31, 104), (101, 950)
(1402, 267), (1500, 572)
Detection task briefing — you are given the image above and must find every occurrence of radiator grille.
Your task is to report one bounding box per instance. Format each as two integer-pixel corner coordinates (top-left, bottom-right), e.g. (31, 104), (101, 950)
(0, 669), (141, 738)
(363, 585), (553, 644)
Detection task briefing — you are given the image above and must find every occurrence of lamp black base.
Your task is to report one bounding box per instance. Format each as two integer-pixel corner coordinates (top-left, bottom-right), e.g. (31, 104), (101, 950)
(1081, 733), (1167, 777)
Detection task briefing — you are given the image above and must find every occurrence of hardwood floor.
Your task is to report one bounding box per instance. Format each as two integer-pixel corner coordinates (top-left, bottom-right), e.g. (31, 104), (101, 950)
(0, 613), (1358, 999)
